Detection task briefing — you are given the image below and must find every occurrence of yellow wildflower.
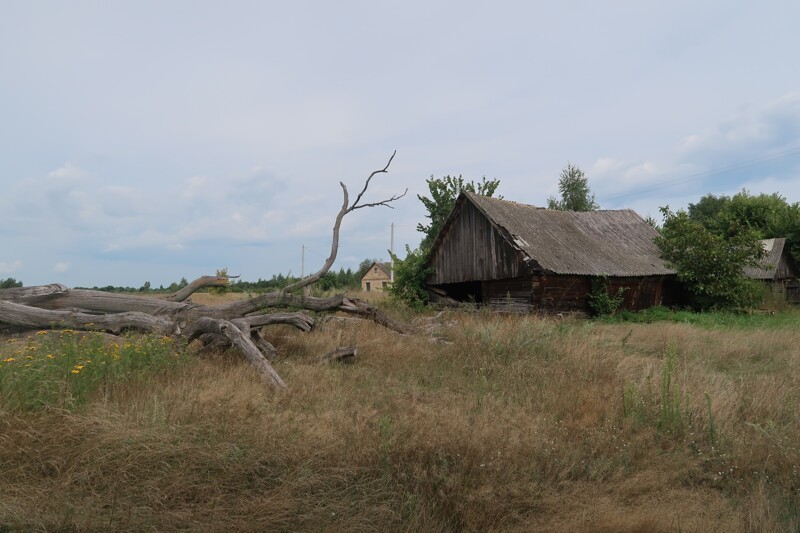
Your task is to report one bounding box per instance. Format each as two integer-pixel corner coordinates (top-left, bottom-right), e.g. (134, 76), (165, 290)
(25, 355), (34, 360)
(47, 354), (55, 359)
(36, 330), (48, 336)
(25, 363), (32, 367)
(71, 369), (80, 374)
(74, 365), (85, 370)
(3, 357), (15, 363)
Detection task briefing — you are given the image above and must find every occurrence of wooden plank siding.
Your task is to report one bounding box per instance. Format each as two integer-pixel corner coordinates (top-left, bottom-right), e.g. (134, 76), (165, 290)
(426, 192), (675, 313)
(429, 200), (529, 285)
(774, 253), (795, 280)
(476, 274), (666, 313)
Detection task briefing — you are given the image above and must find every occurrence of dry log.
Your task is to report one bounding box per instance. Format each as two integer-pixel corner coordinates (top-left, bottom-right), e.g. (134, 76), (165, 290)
(319, 346), (357, 364)
(164, 276), (230, 302)
(340, 297), (413, 334)
(185, 317), (286, 387)
(0, 299), (175, 335)
(0, 153), (410, 388)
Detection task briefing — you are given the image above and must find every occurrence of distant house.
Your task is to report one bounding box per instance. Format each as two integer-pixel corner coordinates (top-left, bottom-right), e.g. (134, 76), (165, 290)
(361, 262), (392, 292)
(426, 191), (677, 313)
(744, 238), (799, 304)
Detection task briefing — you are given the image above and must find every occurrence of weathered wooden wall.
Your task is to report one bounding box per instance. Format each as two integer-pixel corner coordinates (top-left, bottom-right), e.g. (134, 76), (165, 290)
(429, 201), (529, 285)
(775, 253), (797, 280)
(533, 274), (665, 313)
(463, 274), (667, 313)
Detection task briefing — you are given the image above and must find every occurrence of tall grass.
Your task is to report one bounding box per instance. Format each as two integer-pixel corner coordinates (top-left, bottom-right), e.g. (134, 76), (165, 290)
(1, 312), (799, 531)
(0, 330), (187, 411)
(605, 305), (800, 329)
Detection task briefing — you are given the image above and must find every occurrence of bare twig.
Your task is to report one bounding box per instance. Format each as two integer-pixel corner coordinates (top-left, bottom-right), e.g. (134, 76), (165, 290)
(281, 151), (404, 295)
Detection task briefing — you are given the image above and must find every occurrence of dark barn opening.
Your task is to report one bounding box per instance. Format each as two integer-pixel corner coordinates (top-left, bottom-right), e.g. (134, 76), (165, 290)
(432, 281), (483, 303)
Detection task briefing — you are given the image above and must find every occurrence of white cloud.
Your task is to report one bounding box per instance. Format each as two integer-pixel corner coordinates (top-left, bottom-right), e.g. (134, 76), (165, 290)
(677, 93), (800, 159)
(594, 93), (800, 208)
(48, 162), (89, 181)
(0, 260), (23, 275)
(3, 3), (800, 286)
(53, 262), (70, 272)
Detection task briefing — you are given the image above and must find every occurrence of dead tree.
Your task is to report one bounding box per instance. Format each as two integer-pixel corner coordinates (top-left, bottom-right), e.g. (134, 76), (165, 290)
(0, 152), (410, 388)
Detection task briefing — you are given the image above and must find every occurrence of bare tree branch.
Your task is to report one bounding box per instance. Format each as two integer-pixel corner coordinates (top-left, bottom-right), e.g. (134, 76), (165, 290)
(349, 150), (396, 210)
(281, 151), (403, 295)
(0, 154), (414, 388)
(164, 275), (230, 302)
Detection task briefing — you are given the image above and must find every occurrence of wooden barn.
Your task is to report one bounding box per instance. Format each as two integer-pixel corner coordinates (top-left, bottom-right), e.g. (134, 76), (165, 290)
(744, 238), (800, 304)
(361, 262), (392, 292)
(427, 191), (676, 313)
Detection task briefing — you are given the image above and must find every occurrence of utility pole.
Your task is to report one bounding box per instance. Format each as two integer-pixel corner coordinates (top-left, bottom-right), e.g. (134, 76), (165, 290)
(301, 244), (310, 296)
(390, 223), (395, 282)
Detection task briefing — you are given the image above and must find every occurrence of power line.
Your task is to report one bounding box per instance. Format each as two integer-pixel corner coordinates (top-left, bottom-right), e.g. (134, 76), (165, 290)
(600, 145), (800, 202)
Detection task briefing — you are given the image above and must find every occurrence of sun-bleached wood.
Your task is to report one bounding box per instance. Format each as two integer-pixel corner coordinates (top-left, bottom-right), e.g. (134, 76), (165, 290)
(0, 153), (411, 387)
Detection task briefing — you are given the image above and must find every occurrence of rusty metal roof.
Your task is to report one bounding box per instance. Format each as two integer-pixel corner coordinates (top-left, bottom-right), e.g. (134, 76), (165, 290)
(460, 192), (675, 277)
(743, 238), (786, 279)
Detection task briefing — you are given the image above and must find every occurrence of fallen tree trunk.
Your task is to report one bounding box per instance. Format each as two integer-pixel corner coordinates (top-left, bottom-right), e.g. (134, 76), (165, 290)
(319, 346), (357, 364)
(0, 153), (411, 387)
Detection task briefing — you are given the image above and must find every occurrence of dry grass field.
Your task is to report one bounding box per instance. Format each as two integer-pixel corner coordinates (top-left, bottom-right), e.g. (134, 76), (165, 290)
(1, 303), (799, 531)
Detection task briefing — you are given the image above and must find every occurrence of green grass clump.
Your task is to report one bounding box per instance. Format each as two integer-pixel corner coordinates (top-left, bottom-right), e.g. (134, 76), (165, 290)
(0, 330), (187, 412)
(603, 306), (800, 329)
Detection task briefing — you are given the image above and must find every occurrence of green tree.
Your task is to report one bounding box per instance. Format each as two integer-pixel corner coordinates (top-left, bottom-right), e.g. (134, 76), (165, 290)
(687, 193), (730, 233)
(655, 207), (765, 310)
(417, 175), (501, 251)
(691, 190), (800, 260)
(547, 164), (599, 212)
(387, 246), (433, 309)
(0, 277), (23, 289)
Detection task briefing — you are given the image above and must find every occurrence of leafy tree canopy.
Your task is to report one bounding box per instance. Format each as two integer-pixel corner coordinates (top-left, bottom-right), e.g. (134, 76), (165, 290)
(547, 164), (599, 212)
(0, 277), (23, 289)
(387, 245), (434, 309)
(687, 193), (730, 233)
(417, 175), (501, 251)
(655, 207), (766, 310)
(689, 189), (800, 259)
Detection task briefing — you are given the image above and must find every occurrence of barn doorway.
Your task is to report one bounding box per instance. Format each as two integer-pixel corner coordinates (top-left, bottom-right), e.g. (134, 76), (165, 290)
(431, 281), (483, 303)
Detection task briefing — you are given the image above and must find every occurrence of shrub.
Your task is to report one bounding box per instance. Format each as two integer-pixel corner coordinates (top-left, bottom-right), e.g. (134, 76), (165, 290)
(588, 276), (626, 316)
(387, 246), (433, 309)
(655, 207), (766, 310)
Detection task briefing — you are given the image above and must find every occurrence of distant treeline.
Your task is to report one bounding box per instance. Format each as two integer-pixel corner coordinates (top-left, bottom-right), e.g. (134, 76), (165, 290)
(75, 259), (384, 294)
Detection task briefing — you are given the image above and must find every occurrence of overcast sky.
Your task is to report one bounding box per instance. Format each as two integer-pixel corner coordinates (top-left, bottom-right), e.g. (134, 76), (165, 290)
(2, 1), (800, 287)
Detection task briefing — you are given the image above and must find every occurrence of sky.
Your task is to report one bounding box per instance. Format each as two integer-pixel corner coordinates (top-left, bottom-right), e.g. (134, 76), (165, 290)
(2, 1), (800, 288)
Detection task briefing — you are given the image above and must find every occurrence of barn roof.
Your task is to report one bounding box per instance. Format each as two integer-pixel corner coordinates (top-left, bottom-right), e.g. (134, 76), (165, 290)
(438, 192), (675, 277)
(743, 238), (789, 280)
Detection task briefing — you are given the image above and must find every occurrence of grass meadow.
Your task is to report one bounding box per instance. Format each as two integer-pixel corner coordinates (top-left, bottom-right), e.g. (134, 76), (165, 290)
(1, 302), (799, 531)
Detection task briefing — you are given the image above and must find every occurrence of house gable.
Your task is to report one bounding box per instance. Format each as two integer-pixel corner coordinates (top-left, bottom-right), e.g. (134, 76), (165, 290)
(360, 262), (392, 292)
(428, 198), (531, 285)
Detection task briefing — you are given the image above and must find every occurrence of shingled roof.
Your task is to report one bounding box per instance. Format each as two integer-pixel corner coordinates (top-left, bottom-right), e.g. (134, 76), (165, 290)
(743, 238), (791, 280)
(449, 192), (675, 277)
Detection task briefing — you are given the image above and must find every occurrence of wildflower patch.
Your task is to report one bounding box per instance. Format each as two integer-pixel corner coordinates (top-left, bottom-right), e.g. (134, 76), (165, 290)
(0, 331), (188, 411)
